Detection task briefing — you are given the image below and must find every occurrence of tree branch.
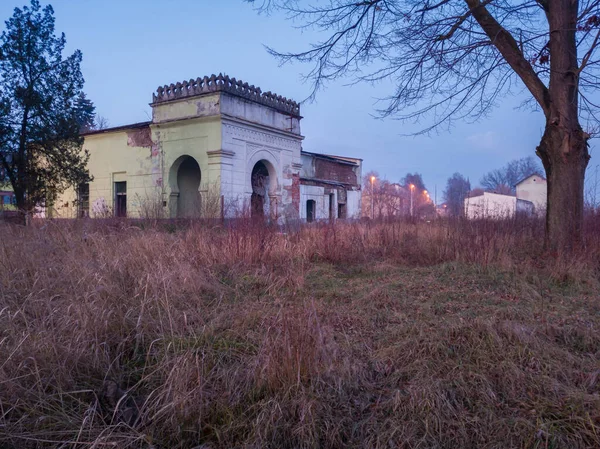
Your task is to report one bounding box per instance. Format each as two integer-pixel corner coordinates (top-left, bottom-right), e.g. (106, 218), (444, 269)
(465, 0), (551, 116)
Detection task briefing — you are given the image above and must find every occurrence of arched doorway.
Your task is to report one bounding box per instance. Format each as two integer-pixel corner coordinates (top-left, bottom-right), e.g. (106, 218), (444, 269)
(171, 156), (201, 218)
(250, 160), (275, 218)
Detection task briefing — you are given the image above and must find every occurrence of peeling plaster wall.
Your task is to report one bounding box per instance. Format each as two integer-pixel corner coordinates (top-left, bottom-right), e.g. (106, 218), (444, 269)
(346, 190), (361, 218)
(152, 93), (221, 124)
(152, 91), (302, 220)
(53, 84), (375, 221)
(220, 94), (301, 134)
(53, 126), (160, 218)
(152, 117), (222, 217)
(299, 152), (362, 221)
(300, 184), (332, 220)
(220, 118), (302, 220)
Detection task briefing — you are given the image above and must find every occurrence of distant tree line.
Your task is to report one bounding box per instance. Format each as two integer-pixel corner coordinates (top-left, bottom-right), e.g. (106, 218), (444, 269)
(362, 171), (434, 219)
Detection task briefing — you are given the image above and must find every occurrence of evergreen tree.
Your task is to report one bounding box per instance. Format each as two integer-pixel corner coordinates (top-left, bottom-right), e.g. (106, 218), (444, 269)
(74, 92), (96, 132)
(0, 1), (91, 219)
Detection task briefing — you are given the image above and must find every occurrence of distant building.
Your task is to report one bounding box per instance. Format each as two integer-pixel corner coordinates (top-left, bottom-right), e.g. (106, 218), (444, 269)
(464, 173), (546, 219)
(52, 74), (361, 221)
(464, 192), (534, 219)
(515, 174), (547, 215)
(300, 152), (362, 221)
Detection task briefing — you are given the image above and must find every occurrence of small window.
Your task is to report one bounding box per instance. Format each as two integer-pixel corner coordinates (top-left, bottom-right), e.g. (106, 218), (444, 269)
(77, 183), (89, 218)
(2, 195), (9, 206)
(306, 200), (316, 223)
(114, 181), (127, 217)
(338, 203), (346, 219)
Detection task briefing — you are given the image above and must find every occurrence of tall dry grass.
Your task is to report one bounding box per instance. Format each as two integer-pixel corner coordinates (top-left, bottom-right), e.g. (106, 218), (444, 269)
(0, 217), (599, 448)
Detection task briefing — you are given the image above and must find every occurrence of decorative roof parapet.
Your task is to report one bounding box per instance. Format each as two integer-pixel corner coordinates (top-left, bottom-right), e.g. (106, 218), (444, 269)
(152, 73), (301, 117)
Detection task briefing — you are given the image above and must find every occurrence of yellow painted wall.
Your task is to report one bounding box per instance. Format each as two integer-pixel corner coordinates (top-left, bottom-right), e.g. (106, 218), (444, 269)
(54, 111), (222, 218)
(152, 94), (220, 123)
(154, 116), (222, 217)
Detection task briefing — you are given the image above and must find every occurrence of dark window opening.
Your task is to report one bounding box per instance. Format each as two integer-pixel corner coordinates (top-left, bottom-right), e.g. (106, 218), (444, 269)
(251, 161), (270, 218)
(338, 203), (346, 219)
(114, 181), (127, 217)
(77, 183), (89, 218)
(329, 194), (335, 220)
(306, 200), (316, 222)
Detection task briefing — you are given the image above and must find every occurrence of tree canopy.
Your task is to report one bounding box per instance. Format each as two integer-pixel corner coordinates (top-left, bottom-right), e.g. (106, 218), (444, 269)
(0, 0), (91, 216)
(480, 156), (543, 193)
(401, 173), (427, 191)
(444, 172), (471, 216)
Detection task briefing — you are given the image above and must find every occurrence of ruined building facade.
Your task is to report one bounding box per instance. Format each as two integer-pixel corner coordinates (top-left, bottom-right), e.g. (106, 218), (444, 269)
(54, 74), (362, 221)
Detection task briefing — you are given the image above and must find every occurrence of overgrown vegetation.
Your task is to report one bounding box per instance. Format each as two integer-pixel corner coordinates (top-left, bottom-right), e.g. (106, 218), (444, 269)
(0, 218), (599, 448)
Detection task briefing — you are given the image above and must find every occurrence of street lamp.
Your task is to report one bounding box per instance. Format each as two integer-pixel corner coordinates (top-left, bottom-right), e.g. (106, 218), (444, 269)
(370, 176), (376, 219)
(410, 184), (415, 217)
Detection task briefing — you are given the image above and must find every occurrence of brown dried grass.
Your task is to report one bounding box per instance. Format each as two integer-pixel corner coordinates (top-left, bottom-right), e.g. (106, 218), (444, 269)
(0, 217), (599, 448)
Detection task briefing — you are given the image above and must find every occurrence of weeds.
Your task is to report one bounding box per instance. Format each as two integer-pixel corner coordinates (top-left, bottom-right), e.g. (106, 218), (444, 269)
(0, 217), (598, 448)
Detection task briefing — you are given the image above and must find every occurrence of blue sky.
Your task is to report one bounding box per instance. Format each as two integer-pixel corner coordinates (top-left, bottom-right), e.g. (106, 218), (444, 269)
(2, 0), (594, 202)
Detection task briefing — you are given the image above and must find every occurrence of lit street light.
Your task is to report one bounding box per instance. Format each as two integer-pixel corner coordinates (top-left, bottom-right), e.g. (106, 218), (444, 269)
(370, 175), (376, 219)
(410, 184), (415, 217)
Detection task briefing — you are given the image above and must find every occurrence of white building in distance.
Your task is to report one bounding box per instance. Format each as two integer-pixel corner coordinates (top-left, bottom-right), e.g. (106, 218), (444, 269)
(516, 174), (547, 215)
(464, 173), (547, 219)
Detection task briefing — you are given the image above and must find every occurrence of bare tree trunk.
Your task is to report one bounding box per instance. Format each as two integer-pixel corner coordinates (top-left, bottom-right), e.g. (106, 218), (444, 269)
(537, 125), (589, 252)
(13, 186), (27, 226)
(536, 0), (590, 252)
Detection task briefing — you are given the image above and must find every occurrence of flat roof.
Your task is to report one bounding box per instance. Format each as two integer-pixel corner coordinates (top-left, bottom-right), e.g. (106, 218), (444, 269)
(301, 150), (362, 165)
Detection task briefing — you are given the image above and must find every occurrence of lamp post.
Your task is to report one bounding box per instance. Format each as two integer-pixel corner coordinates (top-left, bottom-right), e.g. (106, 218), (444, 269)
(410, 184), (415, 217)
(370, 176), (376, 219)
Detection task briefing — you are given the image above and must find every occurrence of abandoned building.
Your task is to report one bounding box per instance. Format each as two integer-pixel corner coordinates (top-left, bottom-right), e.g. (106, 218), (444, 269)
(53, 74), (362, 221)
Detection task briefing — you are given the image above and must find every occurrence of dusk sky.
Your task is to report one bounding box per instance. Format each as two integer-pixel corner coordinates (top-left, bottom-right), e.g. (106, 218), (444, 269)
(1, 0), (597, 202)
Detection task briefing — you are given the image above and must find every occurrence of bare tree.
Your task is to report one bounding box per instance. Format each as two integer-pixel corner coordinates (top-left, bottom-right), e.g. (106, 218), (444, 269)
(249, 0), (600, 251)
(481, 156), (543, 192)
(94, 115), (109, 130)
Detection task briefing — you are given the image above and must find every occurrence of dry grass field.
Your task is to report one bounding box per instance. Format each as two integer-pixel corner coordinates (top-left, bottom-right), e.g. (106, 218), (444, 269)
(0, 218), (599, 448)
